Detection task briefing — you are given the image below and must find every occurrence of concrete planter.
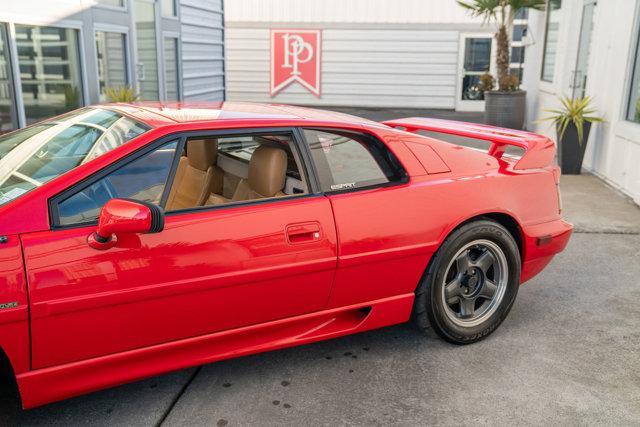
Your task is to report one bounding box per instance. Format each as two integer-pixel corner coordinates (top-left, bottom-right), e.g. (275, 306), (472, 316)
(484, 90), (527, 130)
(558, 121), (592, 175)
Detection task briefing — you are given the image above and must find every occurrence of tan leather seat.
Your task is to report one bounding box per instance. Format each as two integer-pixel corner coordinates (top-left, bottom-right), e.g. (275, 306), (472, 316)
(166, 139), (223, 210)
(207, 145), (287, 205)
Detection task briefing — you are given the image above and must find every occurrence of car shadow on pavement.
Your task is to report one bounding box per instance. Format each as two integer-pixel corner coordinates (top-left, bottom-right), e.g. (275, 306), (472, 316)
(0, 322), (442, 426)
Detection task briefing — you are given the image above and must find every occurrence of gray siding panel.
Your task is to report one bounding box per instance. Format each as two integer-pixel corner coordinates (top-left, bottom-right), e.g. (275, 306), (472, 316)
(225, 27), (459, 108)
(180, 0), (225, 100)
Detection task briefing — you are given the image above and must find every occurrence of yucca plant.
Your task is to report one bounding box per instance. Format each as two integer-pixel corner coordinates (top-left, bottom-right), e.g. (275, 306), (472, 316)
(541, 96), (604, 174)
(104, 86), (140, 103)
(542, 96), (604, 146)
(64, 86), (80, 108)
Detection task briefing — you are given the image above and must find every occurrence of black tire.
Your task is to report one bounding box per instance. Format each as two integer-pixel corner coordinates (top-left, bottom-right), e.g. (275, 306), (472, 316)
(413, 219), (521, 345)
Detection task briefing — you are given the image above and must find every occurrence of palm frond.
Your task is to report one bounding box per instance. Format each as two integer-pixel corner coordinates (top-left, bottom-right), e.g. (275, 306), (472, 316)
(457, 0), (500, 24)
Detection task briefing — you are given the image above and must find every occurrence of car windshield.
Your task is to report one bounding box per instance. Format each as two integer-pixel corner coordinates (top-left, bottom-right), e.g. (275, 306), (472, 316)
(0, 108), (151, 207)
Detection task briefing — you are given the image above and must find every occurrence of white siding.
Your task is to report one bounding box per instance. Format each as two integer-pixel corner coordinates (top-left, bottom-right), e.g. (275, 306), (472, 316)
(526, 0), (640, 205)
(180, 0), (225, 100)
(226, 0), (484, 24)
(225, 28), (460, 108)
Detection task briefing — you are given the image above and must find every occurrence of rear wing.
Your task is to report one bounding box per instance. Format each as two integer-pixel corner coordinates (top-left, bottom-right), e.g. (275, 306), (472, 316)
(382, 117), (556, 170)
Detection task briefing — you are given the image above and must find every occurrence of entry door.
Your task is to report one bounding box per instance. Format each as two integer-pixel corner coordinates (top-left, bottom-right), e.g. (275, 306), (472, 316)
(134, 0), (161, 100)
(23, 161), (337, 368)
(571, 0), (597, 99)
(456, 34), (495, 112)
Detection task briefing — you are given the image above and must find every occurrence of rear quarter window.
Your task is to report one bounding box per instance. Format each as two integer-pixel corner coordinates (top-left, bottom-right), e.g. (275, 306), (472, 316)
(302, 129), (407, 192)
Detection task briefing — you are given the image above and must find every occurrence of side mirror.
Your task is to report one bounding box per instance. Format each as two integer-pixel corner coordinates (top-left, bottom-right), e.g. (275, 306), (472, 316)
(88, 199), (164, 249)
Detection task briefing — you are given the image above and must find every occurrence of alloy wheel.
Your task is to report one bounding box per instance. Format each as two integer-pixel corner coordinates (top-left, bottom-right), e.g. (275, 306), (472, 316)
(441, 239), (509, 327)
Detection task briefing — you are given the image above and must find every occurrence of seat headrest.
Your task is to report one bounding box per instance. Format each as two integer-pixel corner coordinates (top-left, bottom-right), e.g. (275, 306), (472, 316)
(249, 145), (287, 197)
(187, 139), (218, 171)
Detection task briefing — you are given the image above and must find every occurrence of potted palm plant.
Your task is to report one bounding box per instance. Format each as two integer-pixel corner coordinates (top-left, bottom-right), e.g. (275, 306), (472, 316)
(458, 0), (546, 129)
(542, 96), (604, 174)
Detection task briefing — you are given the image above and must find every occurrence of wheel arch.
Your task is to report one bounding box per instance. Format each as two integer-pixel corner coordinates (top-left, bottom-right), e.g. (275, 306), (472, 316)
(439, 211), (524, 263)
(0, 346), (22, 408)
(458, 213), (523, 261)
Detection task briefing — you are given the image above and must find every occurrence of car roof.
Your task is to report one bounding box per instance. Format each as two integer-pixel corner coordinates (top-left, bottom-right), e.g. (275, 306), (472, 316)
(103, 101), (381, 128)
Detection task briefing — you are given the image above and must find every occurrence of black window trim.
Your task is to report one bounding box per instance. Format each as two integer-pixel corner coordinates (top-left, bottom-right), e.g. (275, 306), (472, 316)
(297, 126), (410, 196)
(49, 134), (186, 230)
(48, 126), (321, 230)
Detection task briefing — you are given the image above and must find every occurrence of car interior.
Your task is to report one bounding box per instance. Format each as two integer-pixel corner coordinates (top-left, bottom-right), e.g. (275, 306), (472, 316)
(165, 134), (308, 211)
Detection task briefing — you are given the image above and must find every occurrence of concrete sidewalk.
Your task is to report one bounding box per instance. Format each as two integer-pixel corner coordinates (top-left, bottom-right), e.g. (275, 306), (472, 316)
(560, 174), (640, 234)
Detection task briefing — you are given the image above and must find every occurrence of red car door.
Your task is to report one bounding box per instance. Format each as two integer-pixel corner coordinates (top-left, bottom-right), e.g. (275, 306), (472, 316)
(22, 136), (337, 369)
(300, 128), (429, 308)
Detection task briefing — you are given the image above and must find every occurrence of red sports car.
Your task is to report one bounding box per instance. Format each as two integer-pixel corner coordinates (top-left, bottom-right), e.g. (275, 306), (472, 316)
(0, 103), (571, 408)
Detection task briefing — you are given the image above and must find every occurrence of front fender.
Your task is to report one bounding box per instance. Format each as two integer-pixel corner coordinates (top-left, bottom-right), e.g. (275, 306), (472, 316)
(0, 235), (30, 377)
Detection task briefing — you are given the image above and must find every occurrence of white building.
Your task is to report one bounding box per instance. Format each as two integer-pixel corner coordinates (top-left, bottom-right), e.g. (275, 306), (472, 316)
(523, 0), (640, 205)
(224, 0), (531, 110)
(0, 0), (226, 132)
(225, 0), (640, 204)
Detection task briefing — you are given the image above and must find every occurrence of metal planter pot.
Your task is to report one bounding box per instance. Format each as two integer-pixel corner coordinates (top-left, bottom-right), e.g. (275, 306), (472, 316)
(558, 121), (592, 175)
(484, 90), (527, 130)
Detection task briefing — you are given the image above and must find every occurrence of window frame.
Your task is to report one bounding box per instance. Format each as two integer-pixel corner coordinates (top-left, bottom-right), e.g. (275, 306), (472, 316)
(540, 0), (561, 83)
(161, 0), (179, 18)
(298, 127), (409, 196)
(162, 32), (181, 101)
(93, 0), (128, 12)
(48, 126), (322, 229)
(93, 25), (132, 102)
(625, 6), (640, 124)
(9, 20), (88, 127)
(49, 133), (184, 230)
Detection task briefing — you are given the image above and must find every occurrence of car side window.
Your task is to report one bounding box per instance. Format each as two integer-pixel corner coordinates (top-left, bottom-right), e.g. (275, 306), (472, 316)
(56, 140), (179, 226)
(302, 129), (406, 192)
(164, 133), (308, 211)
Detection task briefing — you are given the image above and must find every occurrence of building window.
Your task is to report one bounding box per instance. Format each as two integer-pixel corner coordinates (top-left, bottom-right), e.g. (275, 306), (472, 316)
(0, 24), (17, 133)
(161, 0), (177, 17)
(628, 26), (640, 123)
(134, 0), (159, 100)
(541, 0), (562, 82)
(164, 37), (180, 100)
(95, 31), (128, 102)
(15, 25), (84, 125)
(514, 8), (529, 20)
(95, 0), (125, 7)
(512, 24), (527, 42)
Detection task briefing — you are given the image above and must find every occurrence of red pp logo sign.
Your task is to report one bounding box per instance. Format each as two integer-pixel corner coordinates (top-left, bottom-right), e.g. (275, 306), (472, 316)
(270, 29), (321, 97)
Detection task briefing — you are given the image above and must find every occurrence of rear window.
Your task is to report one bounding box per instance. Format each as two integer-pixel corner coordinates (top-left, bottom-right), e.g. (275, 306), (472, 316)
(303, 129), (407, 192)
(0, 108), (150, 206)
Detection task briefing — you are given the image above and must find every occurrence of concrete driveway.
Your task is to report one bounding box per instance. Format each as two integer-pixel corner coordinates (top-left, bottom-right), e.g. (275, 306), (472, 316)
(2, 109), (640, 426)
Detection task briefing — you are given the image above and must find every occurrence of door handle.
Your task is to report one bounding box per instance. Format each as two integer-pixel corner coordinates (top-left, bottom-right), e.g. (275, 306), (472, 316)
(286, 222), (321, 244)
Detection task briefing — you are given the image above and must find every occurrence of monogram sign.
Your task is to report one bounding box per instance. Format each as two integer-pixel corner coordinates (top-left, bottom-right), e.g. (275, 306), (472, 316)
(270, 29), (321, 97)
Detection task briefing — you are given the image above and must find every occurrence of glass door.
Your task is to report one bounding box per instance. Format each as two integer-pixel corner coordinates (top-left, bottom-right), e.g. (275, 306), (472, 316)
(457, 34), (494, 111)
(571, 0), (596, 99)
(134, 0), (160, 100)
(0, 24), (17, 133)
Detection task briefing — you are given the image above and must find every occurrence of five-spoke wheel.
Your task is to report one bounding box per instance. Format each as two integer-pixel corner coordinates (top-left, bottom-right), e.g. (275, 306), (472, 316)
(441, 240), (508, 327)
(413, 220), (521, 344)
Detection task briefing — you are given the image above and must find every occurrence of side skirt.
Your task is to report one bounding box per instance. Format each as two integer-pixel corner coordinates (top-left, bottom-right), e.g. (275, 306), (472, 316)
(17, 293), (414, 409)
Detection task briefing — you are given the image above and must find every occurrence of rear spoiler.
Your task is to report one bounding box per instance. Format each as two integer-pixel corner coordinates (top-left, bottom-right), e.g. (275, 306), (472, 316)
(382, 117), (556, 170)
